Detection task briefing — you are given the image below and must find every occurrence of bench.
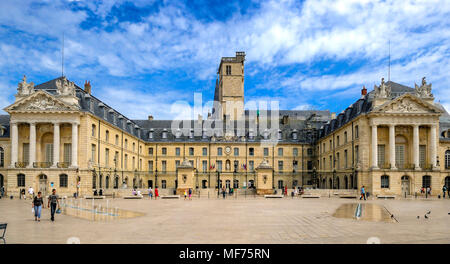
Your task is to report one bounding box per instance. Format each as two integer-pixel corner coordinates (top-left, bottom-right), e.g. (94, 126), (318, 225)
(0, 223), (6, 244)
(301, 195), (320, 198)
(84, 196), (106, 199)
(161, 195), (180, 199)
(377, 195), (396, 199)
(264, 194), (284, 198)
(123, 195), (143, 199)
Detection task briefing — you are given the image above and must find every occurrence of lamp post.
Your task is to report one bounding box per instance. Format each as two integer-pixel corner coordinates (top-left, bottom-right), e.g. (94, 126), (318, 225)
(312, 167), (317, 189)
(332, 169), (336, 190)
(217, 170), (220, 197)
(155, 169), (158, 188)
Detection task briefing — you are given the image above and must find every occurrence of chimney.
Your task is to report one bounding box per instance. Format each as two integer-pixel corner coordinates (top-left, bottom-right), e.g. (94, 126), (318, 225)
(148, 115), (153, 121)
(84, 81), (91, 94)
(361, 85), (367, 97)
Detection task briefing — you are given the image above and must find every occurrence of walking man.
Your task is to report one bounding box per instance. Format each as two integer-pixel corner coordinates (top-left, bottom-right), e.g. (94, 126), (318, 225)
(148, 187), (153, 199)
(47, 189), (60, 222)
(28, 186), (34, 200)
(360, 185), (366, 200)
(443, 185), (448, 198)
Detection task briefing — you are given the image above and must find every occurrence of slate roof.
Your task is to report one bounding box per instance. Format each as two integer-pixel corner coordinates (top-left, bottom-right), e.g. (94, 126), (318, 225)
(0, 115), (10, 138)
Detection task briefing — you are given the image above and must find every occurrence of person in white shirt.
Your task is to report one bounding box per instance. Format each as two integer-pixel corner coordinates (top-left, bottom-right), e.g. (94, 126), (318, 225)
(28, 186), (34, 200)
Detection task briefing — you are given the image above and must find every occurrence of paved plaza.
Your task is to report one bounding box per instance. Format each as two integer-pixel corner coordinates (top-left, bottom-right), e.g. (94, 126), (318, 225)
(0, 196), (449, 244)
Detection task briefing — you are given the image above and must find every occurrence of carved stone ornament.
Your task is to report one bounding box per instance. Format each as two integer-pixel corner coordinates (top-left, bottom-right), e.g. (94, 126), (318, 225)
(385, 98), (427, 113)
(17, 75), (35, 96)
(11, 93), (74, 112)
(374, 77), (391, 98)
(55, 76), (76, 96)
(414, 77), (433, 98)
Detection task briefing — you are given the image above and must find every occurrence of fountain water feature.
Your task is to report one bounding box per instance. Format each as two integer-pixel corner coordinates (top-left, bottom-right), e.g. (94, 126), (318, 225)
(60, 197), (145, 221)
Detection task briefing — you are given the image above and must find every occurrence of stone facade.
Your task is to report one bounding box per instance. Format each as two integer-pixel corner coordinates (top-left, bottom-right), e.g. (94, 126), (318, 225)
(0, 54), (449, 199)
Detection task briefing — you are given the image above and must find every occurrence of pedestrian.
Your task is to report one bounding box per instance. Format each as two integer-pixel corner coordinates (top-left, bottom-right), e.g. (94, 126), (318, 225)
(184, 189), (187, 200)
(360, 185), (366, 200)
(148, 187), (153, 199)
(0, 186), (4, 197)
(188, 188), (192, 200)
(427, 186), (431, 196)
(443, 185), (448, 198)
(47, 189), (60, 222)
(284, 185), (288, 196)
(28, 186), (34, 200)
(154, 187), (159, 199)
(21, 188), (26, 199)
(222, 187), (226, 199)
(32, 191), (43, 222)
(294, 188), (298, 197)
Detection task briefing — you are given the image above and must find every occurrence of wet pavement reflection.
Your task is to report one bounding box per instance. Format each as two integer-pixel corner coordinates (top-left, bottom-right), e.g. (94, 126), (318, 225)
(333, 203), (396, 223)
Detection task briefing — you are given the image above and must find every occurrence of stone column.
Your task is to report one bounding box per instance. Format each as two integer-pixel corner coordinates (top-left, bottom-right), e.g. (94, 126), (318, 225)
(413, 124), (420, 170)
(371, 125), (378, 169)
(10, 122), (18, 167)
(28, 122), (36, 168)
(389, 124), (396, 169)
(71, 122), (78, 168)
(430, 124), (437, 169)
(52, 122), (60, 168)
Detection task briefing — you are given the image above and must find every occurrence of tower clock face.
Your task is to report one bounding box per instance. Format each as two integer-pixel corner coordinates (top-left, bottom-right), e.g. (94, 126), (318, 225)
(225, 146), (231, 154)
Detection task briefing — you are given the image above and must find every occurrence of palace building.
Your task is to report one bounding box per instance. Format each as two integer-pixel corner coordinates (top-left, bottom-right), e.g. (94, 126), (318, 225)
(0, 51), (449, 198)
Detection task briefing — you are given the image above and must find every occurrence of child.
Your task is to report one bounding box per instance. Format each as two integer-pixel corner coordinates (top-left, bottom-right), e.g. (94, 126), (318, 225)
(184, 190), (187, 200)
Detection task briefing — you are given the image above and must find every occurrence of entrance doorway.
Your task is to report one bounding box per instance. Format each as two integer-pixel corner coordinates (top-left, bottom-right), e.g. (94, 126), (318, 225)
(401, 176), (410, 196)
(147, 180), (153, 189)
(225, 180), (231, 189)
(202, 180), (207, 189)
(0, 174), (3, 188)
(445, 176), (450, 189)
(38, 174), (48, 197)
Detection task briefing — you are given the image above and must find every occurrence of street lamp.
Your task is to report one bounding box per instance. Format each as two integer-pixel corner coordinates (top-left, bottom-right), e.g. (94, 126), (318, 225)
(312, 167), (317, 189)
(332, 169), (336, 190)
(217, 170), (220, 196)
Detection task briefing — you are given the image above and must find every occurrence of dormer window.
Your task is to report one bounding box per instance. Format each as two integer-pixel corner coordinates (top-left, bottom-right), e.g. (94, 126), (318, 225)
(263, 129), (268, 140)
(189, 129), (194, 139)
(148, 129), (154, 140)
(175, 129), (181, 139)
(202, 129), (207, 139)
(162, 129), (168, 139)
(278, 130), (282, 140)
(292, 129), (298, 140)
(249, 129), (254, 140)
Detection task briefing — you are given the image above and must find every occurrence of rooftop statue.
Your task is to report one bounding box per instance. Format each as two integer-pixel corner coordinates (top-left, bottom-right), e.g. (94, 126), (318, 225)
(17, 75), (35, 96)
(415, 77), (433, 98)
(56, 76), (76, 96)
(374, 77), (391, 98)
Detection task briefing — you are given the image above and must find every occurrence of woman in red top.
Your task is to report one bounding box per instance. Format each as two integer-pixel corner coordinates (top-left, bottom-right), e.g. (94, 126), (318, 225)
(154, 187), (159, 199)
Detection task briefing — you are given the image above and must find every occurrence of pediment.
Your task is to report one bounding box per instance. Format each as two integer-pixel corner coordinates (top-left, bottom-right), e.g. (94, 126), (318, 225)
(4, 90), (78, 113)
(373, 94), (442, 114)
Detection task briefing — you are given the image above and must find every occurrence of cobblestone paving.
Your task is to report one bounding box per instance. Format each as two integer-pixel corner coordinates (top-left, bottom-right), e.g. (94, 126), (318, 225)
(0, 197), (449, 244)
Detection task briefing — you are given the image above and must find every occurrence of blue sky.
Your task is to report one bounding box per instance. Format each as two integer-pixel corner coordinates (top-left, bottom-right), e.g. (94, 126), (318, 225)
(0, 0), (449, 120)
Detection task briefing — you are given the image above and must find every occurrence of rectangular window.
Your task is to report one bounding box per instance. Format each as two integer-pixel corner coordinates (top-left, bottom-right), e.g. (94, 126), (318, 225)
(249, 160), (254, 171)
(162, 180), (167, 189)
(264, 148), (269, 157)
(278, 148), (283, 157)
(189, 147), (194, 156)
(217, 148), (222, 156)
(217, 160), (222, 172)
(22, 143), (29, 163)
(148, 160), (153, 171)
(60, 174), (68, 188)
(344, 131), (348, 143)
(175, 160), (180, 168)
(278, 161), (283, 171)
(293, 148), (298, 157)
(307, 148), (312, 156)
(114, 151), (119, 167)
(355, 125), (359, 138)
(202, 160), (207, 172)
(115, 135), (119, 145)
(419, 145), (426, 168)
(307, 160), (313, 170)
(395, 145), (405, 169)
(105, 148), (109, 167)
(162, 147), (167, 155)
(337, 136), (340, 146)
(355, 145), (359, 164)
(378, 145), (385, 168)
(175, 147), (180, 156)
(105, 130), (109, 142)
(329, 156), (332, 170)
(336, 153), (340, 169)
(124, 139), (128, 149)
(46, 143), (54, 164)
(92, 124), (96, 137)
(202, 147), (207, 156)
(162, 160), (167, 172)
(381, 175), (389, 188)
(149, 147), (153, 155)
(234, 148), (239, 156)
(17, 174), (25, 187)
(344, 150), (348, 169)
(132, 157), (135, 169)
(226, 65), (231, 75)
(64, 143), (72, 164)
(91, 144), (96, 163)
(124, 154), (128, 169)
(249, 148), (254, 156)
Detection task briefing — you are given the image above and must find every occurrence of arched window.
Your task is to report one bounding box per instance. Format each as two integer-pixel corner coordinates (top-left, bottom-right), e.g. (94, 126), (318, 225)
(0, 147), (4, 167)
(422, 175), (431, 188)
(59, 174), (68, 187)
(381, 175), (389, 188)
(445, 150), (450, 169)
(17, 173), (25, 187)
(445, 177), (450, 189)
(92, 174), (97, 189)
(233, 179), (239, 188)
(105, 175), (110, 189)
(114, 176), (119, 189)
